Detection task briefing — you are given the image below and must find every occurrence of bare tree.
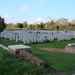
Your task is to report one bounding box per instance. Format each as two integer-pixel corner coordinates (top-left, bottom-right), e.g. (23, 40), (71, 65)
(56, 18), (68, 25)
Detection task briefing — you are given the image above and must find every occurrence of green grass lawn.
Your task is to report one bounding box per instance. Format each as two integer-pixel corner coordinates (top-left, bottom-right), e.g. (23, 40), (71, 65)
(0, 48), (48, 75)
(28, 40), (75, 74)
(1, 38), (75, 74)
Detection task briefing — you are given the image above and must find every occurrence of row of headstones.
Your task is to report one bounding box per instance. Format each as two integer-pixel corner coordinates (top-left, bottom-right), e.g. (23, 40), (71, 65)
(1, 31), (54, 44)
(1, 30), (75, 44)
(57, 33), (75, 41)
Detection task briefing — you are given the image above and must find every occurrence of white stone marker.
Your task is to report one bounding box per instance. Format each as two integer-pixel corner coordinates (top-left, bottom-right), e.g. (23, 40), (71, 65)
(8, 44), (32, 55)
(68, 43), (75, 46)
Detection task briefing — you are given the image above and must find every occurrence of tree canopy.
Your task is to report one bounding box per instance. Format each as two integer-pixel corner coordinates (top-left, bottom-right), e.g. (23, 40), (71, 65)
(17, 23), (23, 28)
(23, 21), (27, 28)
(0, 16), (6, 32)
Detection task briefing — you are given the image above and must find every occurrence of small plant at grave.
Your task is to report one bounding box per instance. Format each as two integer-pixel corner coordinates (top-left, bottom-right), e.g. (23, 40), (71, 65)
(71, 38), (75, 40)
(45, 38), (50, 42)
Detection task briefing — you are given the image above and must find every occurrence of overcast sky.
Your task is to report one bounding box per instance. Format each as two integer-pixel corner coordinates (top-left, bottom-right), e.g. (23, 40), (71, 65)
(0, 0), (75, 24)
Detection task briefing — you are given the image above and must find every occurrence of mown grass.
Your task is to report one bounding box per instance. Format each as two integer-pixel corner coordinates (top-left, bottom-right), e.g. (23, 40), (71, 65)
(1, 38), (75, 74)
(28, 40), (75, 74)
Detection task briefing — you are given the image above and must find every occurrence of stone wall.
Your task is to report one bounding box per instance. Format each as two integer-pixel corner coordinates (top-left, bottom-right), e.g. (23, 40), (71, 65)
(8, 48), (19, 55)
(38, 46), (75, 54)
(20, 50), (48, 68)
(65, 46), (75, 54)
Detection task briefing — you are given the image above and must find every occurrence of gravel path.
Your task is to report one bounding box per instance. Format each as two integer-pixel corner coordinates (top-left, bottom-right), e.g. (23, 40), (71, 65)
(37, 46), (65, 53)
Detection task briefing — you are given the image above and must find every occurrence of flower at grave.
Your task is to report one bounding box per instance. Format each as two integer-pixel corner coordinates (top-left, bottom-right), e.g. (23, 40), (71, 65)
(45, 37), (49, 42)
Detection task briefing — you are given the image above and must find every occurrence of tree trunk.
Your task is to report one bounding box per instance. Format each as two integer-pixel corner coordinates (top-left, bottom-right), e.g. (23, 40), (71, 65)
(0, 32), (2, 43)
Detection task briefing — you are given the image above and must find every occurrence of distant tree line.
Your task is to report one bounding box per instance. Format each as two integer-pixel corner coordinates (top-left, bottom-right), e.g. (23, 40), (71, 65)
(6, 18), (75, 30)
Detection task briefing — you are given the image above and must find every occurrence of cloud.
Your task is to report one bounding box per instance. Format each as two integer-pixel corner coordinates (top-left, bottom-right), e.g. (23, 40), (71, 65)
(2, 15), (18, 23)
(40, 0), (46, 2)
(28, 18), (44, 24)
(35, 18), (44, 23)
(2, 15), (10, 20)
(2, 15), (11, 23)
(21, 4), (32, 11)
(28, 20), (34, 24)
